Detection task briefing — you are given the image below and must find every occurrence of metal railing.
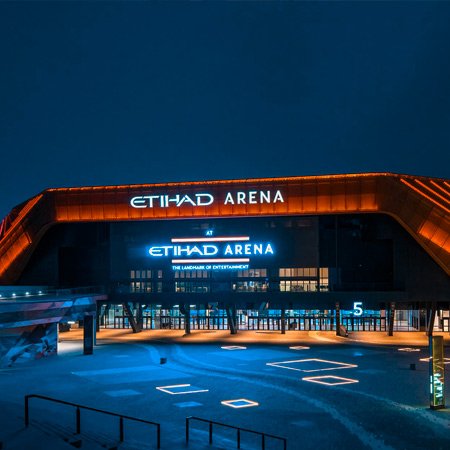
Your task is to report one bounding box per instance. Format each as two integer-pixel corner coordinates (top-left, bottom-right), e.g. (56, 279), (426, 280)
(186, 416), (287, 450)
(25, 394), (161, 448)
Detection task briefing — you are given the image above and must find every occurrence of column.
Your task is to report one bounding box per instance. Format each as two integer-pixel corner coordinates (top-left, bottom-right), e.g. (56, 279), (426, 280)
(281, 308), (286, 334)
(335, 302), (341, 336)
(83, 314), (94, 355)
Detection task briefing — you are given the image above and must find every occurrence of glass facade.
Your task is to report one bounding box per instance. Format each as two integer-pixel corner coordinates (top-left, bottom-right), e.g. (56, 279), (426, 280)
(98, 304), (449, 333)
(2, 174), (448, 337)
(15, 212), (450, 332)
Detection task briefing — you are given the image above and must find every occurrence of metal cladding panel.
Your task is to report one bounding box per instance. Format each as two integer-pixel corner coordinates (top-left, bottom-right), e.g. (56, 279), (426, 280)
(0, 173), (449, 283)
(0, 295), (100, 329)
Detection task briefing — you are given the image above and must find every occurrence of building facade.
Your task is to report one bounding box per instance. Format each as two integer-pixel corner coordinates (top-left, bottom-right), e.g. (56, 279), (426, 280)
(1, 173), (449, 334)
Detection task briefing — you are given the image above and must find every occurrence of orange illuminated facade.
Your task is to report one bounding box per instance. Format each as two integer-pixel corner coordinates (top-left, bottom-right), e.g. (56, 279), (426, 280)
(0, 173), (449, 285)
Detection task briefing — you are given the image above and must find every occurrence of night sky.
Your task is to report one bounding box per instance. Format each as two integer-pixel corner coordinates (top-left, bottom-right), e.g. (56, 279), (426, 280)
(1, 1), (450, 219)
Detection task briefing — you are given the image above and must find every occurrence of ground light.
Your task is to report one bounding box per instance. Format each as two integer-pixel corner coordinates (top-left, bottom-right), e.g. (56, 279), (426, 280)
(419, 357), (450, 364)
(156, 384), (209, 395)
(266, 358), (357, 372)
(302, 375), (359, 386)
(221, 399), (259, 409)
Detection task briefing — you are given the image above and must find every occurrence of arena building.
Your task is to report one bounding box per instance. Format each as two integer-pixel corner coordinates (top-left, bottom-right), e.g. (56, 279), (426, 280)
(0, 173), (449, 364)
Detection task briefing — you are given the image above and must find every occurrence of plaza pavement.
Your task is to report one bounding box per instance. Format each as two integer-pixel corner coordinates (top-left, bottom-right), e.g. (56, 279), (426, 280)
(1, 329), (450, 450)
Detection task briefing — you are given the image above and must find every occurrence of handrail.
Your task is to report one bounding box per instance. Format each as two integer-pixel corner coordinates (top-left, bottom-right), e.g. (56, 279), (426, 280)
(186, 416), (287, 450)
(25, 394), (160, 448)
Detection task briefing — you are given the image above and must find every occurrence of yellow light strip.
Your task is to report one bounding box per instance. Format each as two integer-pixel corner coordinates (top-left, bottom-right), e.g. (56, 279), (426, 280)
(47, 172), (391, 193)
(418, 220), (450, 254)
(172, 258), (250, 263)
(0, 194), (43, 243)
(400, 178), (450, 213)
(430, 180), (450, 201)
(171, 236), (250, 243)
(415, 179), (450, 207)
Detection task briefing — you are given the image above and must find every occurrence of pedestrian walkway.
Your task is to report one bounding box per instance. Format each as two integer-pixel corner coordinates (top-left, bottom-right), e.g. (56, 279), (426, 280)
(62, 327), (450, 347)
(2, 328), (449, 450)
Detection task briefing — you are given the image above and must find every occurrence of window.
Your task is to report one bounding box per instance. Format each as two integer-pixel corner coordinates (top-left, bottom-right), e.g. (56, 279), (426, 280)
(319, 268), (329, 292)
(237, 269), (267, 278)
(279, 268), (318, 277)
(129, 269), (163, 293)
(130, 281), (153, 293)
(174, 270), (209, 279)
(130, 269), (154, 279)
(278, 267), (329, 292)
(280, 280), (317, 292)
(233, 281), (268, 292)
(175, 282), (210, 293)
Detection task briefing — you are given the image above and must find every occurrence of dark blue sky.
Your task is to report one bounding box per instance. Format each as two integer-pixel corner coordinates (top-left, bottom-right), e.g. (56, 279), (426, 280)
(1, 1), (450, 219)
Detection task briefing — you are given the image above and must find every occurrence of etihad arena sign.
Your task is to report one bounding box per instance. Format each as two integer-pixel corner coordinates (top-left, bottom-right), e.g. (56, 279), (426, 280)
(130, 189), (284, 208)
(147, 235), (275, 270)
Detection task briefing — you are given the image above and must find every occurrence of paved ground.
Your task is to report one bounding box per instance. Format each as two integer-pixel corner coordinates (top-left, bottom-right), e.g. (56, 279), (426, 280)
(1, 329), (450, 450)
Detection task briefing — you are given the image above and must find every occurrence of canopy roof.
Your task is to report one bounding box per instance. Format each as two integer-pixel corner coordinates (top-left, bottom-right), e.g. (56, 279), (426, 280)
(1, 173), (449, 283)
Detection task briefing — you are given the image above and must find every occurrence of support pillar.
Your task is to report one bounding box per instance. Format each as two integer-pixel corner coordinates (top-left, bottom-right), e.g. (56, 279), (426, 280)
(335, 302), (341, 336)
(96, 303), (100, 332)
(387, 302), (395, 336)
(184, 304), (191, 335)
(136, 303), (144, 330)
(83, 314), (94, 355)
(281, 309), (286, 334)
(123, 302), (141, 333)
(427, 303), (437, 337)
(103, 304), (110, 328)
(226, 305), (237, 334)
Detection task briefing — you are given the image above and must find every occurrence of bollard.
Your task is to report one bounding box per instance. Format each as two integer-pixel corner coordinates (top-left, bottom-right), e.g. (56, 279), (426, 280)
(119, 416), (124, 442)
(76, 407), (81, 434)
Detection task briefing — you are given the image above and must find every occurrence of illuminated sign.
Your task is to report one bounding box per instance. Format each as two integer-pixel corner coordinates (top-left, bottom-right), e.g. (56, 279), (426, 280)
(147, 235), (274, 270)
(172, 263), (249, 271)
(131, 190), (284, 208)
(353, 301), (363, 316)
(131, 193), (214, 208)
(430, 336), (445, 409)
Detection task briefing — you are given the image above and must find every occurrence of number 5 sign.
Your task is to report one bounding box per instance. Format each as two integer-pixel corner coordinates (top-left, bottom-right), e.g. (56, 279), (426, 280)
(353, 301), (363, 316)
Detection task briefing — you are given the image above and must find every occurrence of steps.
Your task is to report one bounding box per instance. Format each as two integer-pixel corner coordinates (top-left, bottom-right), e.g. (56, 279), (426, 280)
(1, 422), (261, 450)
